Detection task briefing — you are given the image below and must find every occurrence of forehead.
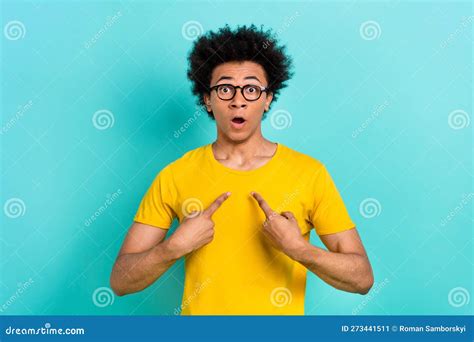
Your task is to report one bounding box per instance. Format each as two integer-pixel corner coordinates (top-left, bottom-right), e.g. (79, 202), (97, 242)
(211, 61), (267, 84)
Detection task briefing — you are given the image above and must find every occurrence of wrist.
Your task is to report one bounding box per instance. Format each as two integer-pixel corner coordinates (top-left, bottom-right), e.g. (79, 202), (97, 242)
(161, 237), (186, 260)
(284, 237), (311, 262)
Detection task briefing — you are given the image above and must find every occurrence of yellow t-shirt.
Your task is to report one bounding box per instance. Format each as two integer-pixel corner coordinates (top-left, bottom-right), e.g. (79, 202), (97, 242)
(134, 143), (355, 315)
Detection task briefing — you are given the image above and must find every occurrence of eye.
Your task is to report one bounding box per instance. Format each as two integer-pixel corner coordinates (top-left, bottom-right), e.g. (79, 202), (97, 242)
(218, 85), (232, 93)
(246, 86), (258, 93)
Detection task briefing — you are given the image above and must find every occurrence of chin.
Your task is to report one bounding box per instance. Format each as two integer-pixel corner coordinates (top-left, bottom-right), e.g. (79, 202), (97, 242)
(227, 134), (249, 143)
(223, 131), (251, 143)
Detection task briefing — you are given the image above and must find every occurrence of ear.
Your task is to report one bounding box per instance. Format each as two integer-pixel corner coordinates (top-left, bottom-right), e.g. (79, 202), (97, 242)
(203, 93), (212, 112)
(264, 92), (273, 112)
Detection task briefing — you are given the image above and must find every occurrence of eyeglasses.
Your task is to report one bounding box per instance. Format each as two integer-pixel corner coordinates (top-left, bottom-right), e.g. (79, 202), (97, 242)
(209, 84), (268, 101)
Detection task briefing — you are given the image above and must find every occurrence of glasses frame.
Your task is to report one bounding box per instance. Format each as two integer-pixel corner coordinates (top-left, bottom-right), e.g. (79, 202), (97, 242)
(209, 84), (268, 101)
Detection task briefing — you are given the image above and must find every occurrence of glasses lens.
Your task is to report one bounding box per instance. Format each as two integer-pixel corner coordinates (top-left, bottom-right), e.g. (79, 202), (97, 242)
(243, 85), (261, 100)
(217, 85), (235, 100)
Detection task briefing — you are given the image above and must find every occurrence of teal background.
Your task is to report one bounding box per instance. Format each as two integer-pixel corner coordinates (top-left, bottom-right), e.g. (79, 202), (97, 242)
(1, 0), (472, 315)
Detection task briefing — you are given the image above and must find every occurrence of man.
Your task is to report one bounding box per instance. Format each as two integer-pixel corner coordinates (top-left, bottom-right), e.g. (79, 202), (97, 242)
(110, 25), (374, 315)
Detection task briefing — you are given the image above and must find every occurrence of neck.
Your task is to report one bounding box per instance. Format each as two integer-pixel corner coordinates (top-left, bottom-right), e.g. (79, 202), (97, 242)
(213, 130), (276, 161)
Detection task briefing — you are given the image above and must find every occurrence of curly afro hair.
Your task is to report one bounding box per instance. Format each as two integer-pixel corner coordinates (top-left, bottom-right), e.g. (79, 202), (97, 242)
(187, 24), (294, 119)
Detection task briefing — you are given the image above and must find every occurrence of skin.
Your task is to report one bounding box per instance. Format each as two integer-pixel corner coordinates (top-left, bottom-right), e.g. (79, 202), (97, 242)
(110, 61), (374, 297)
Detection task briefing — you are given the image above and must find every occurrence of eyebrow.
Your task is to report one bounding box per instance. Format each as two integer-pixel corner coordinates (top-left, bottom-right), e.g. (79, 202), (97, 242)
(215, 75), (262, 84)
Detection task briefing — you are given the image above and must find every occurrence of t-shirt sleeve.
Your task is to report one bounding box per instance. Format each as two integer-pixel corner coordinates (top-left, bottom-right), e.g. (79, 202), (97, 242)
(309, 164), (356, 235)
(133, 164), (177, 229)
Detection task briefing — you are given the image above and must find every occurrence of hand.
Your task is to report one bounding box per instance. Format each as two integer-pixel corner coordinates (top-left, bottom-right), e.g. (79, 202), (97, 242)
(168, 192), (231, 257)
(251, 191), (307, 258)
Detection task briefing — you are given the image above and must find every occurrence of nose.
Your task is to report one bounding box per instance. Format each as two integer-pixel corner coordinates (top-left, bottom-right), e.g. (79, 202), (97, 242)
(229, 90), (247, 109)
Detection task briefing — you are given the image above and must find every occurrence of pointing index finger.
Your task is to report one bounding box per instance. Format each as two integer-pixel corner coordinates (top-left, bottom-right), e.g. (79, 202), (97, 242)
(251, 192), (275, 218)
(203, 192), (231, 217)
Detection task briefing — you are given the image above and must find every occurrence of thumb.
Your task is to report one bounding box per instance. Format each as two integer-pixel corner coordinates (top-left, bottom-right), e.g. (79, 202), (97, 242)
(281, 211), (296, 221)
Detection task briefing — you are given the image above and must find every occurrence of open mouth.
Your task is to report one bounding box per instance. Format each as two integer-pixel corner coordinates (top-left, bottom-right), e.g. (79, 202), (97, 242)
(231, 117), (246, 124)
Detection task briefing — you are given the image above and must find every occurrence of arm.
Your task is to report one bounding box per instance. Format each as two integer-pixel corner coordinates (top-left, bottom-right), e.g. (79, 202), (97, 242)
(110, 192), (231, 296)
(288, 228), (374, 294)
(109, 222), (181, 296)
